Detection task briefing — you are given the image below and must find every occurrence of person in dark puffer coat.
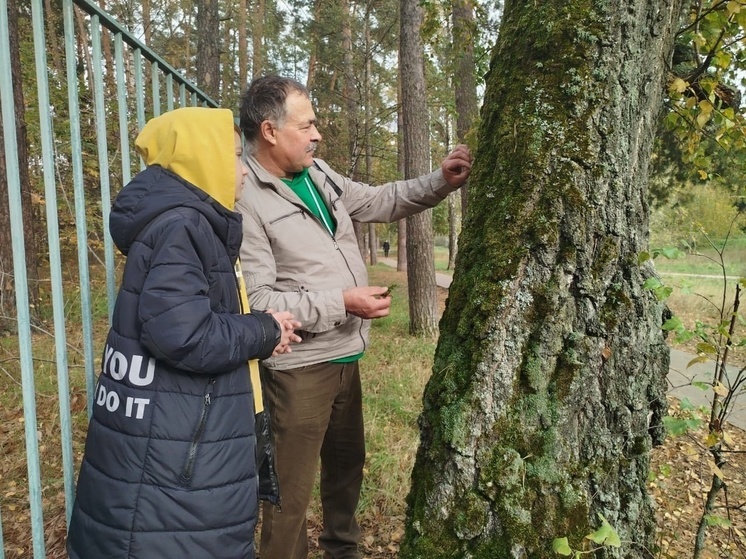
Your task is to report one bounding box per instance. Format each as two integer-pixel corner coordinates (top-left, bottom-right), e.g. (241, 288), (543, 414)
(66, 107), (300, 559)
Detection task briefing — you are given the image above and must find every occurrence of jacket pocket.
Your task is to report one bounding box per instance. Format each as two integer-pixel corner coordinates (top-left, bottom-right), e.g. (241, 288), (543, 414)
(268, 209), (305, 226)
(179, 377), (216, 486)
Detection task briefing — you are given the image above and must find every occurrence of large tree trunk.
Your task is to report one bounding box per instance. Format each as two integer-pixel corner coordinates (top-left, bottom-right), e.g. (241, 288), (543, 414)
(196, 0), (220, 100)
(402, 1), (684, 556)
(400, 0), (436, 336)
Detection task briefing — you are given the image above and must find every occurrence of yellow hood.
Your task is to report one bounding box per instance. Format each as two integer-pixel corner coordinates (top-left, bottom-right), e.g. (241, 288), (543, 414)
(135, 107), (237, 210)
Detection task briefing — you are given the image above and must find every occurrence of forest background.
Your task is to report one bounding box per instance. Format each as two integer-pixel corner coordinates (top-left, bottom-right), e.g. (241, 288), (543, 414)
(1, 0), (746, 557)
(3, 0), (746, 307)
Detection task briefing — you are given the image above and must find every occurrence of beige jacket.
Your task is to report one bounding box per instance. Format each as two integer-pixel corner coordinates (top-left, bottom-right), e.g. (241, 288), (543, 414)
(235, 156), (458, 370)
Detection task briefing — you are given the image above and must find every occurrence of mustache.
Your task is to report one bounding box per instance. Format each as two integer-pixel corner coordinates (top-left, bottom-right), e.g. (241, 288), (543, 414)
(306, 142), (318, 153)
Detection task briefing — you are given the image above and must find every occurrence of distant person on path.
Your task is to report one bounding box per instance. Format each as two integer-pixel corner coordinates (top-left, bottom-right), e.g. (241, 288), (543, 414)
(382, 239), (390, 257)
(235, 75), (472, 559)
(66, 107), (300, 559)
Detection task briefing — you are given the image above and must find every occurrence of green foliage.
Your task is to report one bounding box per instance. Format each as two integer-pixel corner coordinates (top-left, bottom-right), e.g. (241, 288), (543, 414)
(650, 185), (746, 248)
(585, 514), (621, 548)
(663, 412), (703, 436)
(704, 514), (733, 527)
(552, 537), (572, 556)
(551, 514), (621, 557)
(652, 1), (746, 208)
(641, 217), (745, 555)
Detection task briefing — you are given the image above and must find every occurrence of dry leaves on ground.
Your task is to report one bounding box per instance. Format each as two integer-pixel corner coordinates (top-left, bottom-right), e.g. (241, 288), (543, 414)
(303, 398), (746, 559)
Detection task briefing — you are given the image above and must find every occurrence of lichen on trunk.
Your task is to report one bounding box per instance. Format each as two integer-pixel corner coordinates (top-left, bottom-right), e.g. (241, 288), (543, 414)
(401, 1), (685, 557)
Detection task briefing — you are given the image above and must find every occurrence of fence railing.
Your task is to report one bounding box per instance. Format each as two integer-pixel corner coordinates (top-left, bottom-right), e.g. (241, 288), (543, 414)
(0, 1), (216, 557)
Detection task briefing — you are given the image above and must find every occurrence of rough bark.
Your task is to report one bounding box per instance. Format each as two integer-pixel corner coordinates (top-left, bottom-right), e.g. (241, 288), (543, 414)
(364, 9), (376, 267)
(401, 0), (436, 336)
(402, 1), (684, 557)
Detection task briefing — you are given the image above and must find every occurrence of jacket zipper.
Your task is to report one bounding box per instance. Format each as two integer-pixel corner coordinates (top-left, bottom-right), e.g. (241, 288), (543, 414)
(324, 194), (366, 351)
(180, 377), (216, 485)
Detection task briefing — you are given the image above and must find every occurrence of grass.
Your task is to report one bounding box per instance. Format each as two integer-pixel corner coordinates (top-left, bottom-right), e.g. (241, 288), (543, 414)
(434, 245), (452, 272)
(0, 266), (106, 559)
(650, 235), (746, 278)
(648, 237), (745, 365)
(380, 246), (453, 274)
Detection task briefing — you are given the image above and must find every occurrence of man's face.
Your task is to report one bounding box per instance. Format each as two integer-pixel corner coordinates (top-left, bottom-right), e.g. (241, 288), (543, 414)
(269, 92), (322, 178)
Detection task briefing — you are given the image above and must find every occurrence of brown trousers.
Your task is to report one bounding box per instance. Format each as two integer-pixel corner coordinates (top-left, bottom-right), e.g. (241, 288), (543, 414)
(259, 361), (365, 559)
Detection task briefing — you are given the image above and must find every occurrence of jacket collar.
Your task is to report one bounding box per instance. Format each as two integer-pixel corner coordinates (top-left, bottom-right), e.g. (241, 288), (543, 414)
(247, 155), (334, 206)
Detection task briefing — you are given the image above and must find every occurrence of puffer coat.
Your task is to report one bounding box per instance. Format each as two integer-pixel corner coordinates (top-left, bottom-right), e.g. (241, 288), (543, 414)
(66, 164), (279, 559)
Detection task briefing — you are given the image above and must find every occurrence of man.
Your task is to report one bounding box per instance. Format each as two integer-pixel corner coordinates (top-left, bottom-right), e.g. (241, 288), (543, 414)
(236, 75), (472, 559)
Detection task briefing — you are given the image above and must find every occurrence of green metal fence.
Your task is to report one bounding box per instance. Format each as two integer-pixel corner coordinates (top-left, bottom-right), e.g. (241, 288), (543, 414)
(0, 1), (216, 557)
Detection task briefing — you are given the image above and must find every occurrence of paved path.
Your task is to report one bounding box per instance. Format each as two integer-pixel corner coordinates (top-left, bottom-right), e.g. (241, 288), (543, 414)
(660, 271), (743, 281)
(377, 257), (746, 430)
(668, 349), (745, 429)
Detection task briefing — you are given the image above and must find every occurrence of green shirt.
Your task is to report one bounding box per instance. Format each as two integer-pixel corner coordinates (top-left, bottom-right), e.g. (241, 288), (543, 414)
(281, 167), (336, 235)
(282, 168), (362, 364)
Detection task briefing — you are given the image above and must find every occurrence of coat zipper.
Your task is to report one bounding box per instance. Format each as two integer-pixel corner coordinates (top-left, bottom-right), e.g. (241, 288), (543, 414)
(180, 377), (216, 485)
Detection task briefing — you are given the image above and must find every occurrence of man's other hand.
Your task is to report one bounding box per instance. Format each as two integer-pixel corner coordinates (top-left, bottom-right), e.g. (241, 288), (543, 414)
(343, 286), (392, 319)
